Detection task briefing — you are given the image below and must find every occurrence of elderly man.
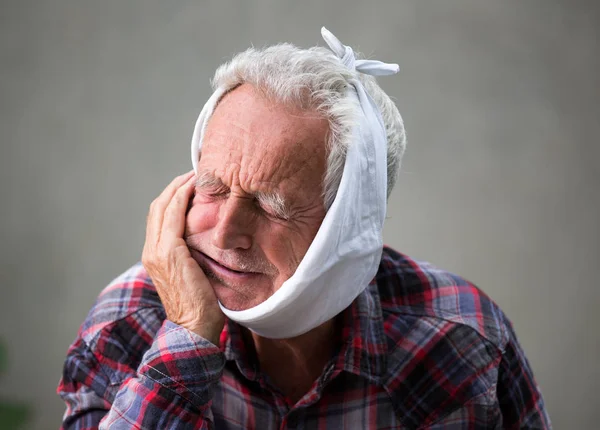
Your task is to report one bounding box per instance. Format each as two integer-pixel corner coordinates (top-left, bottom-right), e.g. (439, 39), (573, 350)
(58, 29), (550, 429)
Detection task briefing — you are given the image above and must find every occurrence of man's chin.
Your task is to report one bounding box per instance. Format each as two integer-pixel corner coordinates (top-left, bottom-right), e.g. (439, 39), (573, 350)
(210, 280), (266, 312)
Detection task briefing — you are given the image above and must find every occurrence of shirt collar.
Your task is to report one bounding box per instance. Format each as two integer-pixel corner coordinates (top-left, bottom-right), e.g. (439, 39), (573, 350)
(221, 278), (388, 384)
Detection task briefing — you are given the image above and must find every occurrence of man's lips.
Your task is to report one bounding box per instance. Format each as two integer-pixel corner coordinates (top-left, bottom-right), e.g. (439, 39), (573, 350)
(189, 249), (261, 282)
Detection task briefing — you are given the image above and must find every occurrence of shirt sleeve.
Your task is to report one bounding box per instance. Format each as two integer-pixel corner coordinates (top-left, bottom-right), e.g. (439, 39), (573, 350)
(497, 319), (552, 429)
(58, 319), (225, 430)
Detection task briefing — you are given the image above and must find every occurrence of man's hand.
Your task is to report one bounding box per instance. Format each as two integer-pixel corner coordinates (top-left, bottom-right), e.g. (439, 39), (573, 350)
(142, 171), (225, 346)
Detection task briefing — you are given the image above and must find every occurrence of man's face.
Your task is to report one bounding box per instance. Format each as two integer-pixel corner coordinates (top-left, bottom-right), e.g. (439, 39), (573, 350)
(185, 84), (329, 311)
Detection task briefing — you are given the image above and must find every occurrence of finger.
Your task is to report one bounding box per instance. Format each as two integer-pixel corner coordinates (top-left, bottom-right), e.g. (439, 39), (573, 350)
(161, 174), (197, 240)
(146, 170), (194, 242)
(146, 171), (193, 247)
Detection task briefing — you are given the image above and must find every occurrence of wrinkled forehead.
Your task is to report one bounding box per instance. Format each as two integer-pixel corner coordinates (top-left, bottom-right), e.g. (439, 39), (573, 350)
(197, 84), (329, 197)
(202, 84), (328, 148)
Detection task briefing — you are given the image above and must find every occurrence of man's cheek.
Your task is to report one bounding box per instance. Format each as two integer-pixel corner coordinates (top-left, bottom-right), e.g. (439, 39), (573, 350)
(186, 202), (220, 233)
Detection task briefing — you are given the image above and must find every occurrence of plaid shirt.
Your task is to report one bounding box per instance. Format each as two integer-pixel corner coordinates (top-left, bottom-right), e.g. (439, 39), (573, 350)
(58, 246), (550, 429)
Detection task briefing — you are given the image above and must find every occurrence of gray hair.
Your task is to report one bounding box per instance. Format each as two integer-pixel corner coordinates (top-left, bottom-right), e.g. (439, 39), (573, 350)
(208, 43), (406, 209)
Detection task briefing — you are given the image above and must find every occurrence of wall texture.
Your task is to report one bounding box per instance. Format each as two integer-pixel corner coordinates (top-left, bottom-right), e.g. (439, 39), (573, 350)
(1, 1), (598, 428)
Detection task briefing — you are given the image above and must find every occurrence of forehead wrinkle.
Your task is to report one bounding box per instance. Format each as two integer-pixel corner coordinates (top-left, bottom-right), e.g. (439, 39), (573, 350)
(197, 164), (290, 220)
(197, 165), (281, 203)
(243, 136), (322, 189)
(199, 85), (328, 216)
(201, 135), (325, 211)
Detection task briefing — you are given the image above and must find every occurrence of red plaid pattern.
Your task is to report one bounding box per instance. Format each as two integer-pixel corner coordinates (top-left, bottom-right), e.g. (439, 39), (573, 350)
(58, 247), (551, 429)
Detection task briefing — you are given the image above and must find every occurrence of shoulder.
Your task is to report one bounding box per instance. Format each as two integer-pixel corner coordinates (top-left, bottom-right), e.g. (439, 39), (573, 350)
(75, 263), (166, 372)
(375, 247), (513, 426)
(376, 246), (510, 351)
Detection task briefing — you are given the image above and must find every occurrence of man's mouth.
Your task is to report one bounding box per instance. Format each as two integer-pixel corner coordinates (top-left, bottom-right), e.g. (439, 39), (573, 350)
(189, 249), (261, 282)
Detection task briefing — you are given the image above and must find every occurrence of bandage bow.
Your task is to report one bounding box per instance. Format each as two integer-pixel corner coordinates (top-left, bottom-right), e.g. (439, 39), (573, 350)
(321, 27), (399, 76)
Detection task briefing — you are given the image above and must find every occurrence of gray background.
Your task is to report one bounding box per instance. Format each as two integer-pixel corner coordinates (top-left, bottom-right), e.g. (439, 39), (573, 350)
(1, 1), (598, 428)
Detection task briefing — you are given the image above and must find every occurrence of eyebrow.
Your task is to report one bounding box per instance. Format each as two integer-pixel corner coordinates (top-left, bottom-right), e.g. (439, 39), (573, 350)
(195, 170), (225, 190)
(195, 170), (292, 220)
(256, 191), (291, 220)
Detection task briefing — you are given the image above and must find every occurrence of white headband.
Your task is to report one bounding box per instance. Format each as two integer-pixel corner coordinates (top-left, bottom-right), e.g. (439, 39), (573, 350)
(190, 27), (399, 338)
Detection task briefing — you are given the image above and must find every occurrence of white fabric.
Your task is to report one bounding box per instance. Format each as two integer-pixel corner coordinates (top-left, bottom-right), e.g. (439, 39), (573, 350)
(190, 27), (399, 338)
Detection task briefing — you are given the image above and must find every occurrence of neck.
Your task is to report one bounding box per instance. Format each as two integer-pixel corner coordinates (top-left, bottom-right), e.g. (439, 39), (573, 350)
(244, 318), (339, 403)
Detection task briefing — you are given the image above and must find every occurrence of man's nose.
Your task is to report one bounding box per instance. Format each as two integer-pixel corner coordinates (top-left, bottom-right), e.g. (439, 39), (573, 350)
(211, 196), (254, 250)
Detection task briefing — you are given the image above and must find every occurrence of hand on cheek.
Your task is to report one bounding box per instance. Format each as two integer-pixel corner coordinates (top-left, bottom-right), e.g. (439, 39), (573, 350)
(142, 171), (225, 346)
